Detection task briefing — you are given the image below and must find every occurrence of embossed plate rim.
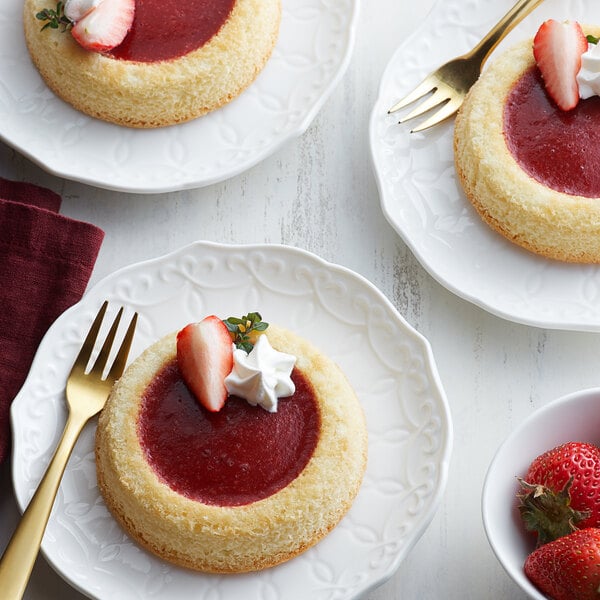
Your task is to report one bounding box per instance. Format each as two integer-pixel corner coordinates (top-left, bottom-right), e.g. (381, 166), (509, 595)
(0, 0), (358, 194)
(369, 0), (600, 332)
(11, 241), (452, 600)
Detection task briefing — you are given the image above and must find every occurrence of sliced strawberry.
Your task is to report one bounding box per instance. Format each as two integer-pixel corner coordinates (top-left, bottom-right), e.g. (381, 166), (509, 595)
(71, 0), (135, 53)
(176, 316), (233, 412)
(533, 19), (588, 111)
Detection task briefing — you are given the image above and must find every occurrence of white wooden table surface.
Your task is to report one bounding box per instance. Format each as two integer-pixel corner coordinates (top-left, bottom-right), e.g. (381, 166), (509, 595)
(3, 0), (600, 598)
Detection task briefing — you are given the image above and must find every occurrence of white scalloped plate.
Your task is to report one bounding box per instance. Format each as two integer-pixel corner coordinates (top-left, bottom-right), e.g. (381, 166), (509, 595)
(11, 242), (451, 600)
(369, 0), (600, 332)
(0, 0), (358, 193)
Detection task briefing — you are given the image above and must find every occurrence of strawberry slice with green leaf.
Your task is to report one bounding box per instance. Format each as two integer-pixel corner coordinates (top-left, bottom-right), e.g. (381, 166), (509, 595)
(71, 0), (134, 52)
(176, 316), (234, 412)
(533, 19), (588, 111)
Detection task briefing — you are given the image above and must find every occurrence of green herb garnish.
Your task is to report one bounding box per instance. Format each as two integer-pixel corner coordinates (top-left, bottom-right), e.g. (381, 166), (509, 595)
(36, 1), (71, 32)
(587, 34), (600, 45)
(224, 312), (268, 353)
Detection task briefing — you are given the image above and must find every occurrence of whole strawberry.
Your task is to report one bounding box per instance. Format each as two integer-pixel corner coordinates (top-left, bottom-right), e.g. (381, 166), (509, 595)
(519, 441), (600, 545)
(525, 528), (600, 600)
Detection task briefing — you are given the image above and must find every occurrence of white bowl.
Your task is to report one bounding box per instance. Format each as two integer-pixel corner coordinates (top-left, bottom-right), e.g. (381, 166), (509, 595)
(482, 387), (600, 599)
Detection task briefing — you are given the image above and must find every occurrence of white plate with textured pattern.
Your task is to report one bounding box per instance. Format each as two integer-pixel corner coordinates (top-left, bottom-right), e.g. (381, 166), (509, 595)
(370, 0), (600, 332)
(0, 0), (358, 193)
(11, 242), (451, 600)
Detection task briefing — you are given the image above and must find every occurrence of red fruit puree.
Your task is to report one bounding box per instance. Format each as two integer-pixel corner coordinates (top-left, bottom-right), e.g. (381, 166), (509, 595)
(108, 0), (236, 62)
(503, 66), (600, 198)
(137, 360), (320, 506)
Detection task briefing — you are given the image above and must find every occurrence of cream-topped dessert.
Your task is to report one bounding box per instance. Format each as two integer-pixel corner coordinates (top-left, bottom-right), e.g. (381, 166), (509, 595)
(454, 21), (600, 263)
(96, 313), (367, 572)
(23, 0), (281, 127)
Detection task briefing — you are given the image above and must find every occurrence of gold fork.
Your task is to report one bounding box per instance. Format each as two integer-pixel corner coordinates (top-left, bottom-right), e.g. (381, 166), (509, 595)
(388, 0), (545, 132)
(0, 301), (138, 600)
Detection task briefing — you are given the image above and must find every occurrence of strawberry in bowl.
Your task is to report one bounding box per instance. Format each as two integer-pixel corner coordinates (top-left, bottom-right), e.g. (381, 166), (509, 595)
(517, 441), (600, 599)
(524, 528), (600, 600)
(518, 441), (600, 545)
(482, 388), (600, 600)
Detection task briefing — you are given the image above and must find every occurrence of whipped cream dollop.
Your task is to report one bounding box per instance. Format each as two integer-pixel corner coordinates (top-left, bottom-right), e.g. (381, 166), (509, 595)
(577, 42), (600, 99)
(224, 335), (296, 412)
(64, 0), (102, 22)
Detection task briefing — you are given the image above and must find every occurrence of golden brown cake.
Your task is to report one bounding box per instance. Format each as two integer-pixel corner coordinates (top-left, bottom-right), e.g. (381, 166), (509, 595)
(95, 324), (368, 573)
(454, 27), (600, 263)
(23, 0), (281, 128)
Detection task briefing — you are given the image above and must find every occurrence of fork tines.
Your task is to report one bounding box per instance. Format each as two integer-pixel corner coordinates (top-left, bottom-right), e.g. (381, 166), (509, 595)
(388, 77), (462, 133)
(73, 301), (138, 381)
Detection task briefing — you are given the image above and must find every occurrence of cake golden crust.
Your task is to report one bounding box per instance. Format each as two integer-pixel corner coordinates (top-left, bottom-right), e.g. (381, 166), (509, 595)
(454, 28), (600, 263)
(95, 325), (368, 573)
(23, 0), (280, 128)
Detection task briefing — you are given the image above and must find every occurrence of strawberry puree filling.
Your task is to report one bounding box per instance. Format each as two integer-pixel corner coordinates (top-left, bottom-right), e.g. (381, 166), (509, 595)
(108, 0), (236, 62)
(503, 66), (600, 198)
(137, 360), (320, 506)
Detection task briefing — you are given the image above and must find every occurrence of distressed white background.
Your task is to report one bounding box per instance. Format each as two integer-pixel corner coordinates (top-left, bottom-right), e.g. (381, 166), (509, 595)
(3, 0), (598, 598)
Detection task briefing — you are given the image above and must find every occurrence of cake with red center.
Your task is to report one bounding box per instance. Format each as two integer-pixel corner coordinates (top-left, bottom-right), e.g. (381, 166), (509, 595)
(23, 0), (281, 127)
(454, 20), (600, 262)
(95, 313), (368, 573)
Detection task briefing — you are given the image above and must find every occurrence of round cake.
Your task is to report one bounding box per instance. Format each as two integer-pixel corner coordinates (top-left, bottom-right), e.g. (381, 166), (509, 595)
(95, 324), (368, 573)
(23, 0), (281, 128)
(454, 27), (600, 263)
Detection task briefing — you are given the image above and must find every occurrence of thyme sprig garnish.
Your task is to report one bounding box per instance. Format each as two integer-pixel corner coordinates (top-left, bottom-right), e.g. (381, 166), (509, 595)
(224, 312), (268, 353)
(36, 1), (71, 32)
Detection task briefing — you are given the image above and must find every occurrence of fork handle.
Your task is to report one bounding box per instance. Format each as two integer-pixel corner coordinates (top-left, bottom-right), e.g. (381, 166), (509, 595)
(0, 413), (88, 600)
(469, 0), (545, 64)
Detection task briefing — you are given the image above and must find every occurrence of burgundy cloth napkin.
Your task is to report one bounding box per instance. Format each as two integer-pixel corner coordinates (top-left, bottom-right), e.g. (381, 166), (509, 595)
(0, 177), (104, 465)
